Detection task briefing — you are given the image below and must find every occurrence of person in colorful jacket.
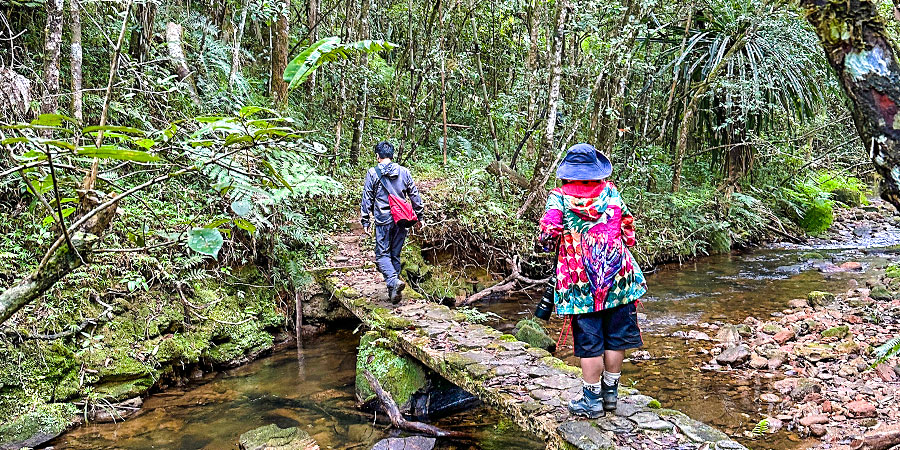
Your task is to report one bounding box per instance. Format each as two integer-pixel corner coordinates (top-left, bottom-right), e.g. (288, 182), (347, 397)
(538, 143), (647, 418)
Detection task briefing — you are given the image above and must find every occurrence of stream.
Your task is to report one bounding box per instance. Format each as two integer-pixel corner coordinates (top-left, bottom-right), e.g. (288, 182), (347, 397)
(51, 244), (900, 450)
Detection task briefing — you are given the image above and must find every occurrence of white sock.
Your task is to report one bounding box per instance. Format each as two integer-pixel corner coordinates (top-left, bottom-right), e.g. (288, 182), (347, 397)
(602, 371), (621, 386)
(584, 380), (603, 394)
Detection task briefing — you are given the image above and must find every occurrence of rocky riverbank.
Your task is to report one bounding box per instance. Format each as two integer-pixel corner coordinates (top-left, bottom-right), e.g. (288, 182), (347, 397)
(689, 263), (900, 449)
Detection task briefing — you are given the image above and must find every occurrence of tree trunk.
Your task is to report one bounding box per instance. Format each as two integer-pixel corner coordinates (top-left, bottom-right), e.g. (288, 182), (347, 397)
(802, 0), (900, 209)
(0, 68), (31, 121)
(349, 0), (371, 166)
(69, 0), (82, 122)
(0, 191), (119, 325)
(165, 22), (202, 106)
(517, 0), (540, 170)
(272, 0), (290, 105)
(41, 0), (64, 117)
(471, 17), (501, 161)
(671, 93), (698, 192)
(307, 0), (319, 93)
(228, 0), (249, 90)
(129, 2), (156, 63)
(528, 0), (567, 193)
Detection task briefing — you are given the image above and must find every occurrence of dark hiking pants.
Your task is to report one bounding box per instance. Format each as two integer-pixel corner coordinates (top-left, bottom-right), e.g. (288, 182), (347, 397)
(374, 223), (409, 288)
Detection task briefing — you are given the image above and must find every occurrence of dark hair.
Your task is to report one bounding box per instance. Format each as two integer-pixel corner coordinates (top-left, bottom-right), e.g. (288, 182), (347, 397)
(374, 141), (394, 159)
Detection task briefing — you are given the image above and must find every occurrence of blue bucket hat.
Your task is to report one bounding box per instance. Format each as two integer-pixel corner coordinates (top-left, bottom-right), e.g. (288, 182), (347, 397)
(556, 143), (612, 181)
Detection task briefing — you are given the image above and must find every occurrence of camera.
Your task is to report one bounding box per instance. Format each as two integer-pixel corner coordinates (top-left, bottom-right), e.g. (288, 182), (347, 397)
(535, 276), (556, 321)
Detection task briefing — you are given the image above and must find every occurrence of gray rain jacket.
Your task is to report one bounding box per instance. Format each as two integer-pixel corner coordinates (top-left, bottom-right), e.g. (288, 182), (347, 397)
(360, 162), (424, 228)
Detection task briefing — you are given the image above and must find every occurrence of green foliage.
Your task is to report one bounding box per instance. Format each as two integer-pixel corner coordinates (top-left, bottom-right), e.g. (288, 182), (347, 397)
(871, 336), (900, 368)
(188, 228), (224, 258)
(456, 307), (500, 323)
(284, 37), (399, 90)
(751, 418), (770, 436)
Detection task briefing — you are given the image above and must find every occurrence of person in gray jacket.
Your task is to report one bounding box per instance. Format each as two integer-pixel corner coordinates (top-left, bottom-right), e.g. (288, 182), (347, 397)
(360, 141), (424, 303)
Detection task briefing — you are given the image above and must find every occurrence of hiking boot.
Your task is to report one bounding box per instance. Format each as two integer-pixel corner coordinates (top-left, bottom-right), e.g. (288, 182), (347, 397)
(568, 386), (604, 418)
(386, 284), (397, 303)
(601, 379), (619, 411)
(389, 280), (406, 304)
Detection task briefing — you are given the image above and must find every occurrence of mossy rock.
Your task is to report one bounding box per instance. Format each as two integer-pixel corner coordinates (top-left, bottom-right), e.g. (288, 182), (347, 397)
(400, 243), (433, 284)
(355, 332), (428, 411)
(238, 424), (318, 450)
(0, 403), (74, 447)
(94, 375), (154, 401)
(807, 291), (835, 306)
(821, 325), (849, 339)
(514, 319), (556, 352)
(831, 187), (862, 207)
(870, 285), (893, 301)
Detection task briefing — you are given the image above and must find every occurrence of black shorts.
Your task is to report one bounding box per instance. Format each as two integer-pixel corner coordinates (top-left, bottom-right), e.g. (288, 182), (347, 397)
(571, 302), (643, 358)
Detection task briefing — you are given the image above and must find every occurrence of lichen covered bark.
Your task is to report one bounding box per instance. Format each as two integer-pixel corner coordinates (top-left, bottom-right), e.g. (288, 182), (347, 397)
(802, 0), (900, 208)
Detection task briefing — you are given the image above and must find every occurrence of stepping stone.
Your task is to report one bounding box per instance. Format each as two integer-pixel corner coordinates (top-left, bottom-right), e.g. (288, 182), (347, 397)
(500, 341), (527, 351)
(530, 389), (557, 401)
(597, 416), (635, 433)
(459, 351), (493, 364)
(630, 412), (660, 425)
(371, 436), (436, 450)
(557, 421), (615, 450)
(535, 375), (581, 390)
(625, 394), (654, 407)
(494, 355), (532, 366)
(637, 419), (674, 431)
(612, 401), (643, 418)
(716, 440), (750, 450)
(468, 364), (491, 378)
(494, 365), (516, 376)
(523, 366), (556, 378)
(667, 413), (729, 443)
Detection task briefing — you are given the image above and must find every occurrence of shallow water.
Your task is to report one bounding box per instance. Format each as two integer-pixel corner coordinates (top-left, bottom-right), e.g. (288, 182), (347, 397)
(481, 245), (900, 449)
(53, 246), (899, 450)
(52, 329), (544, 450)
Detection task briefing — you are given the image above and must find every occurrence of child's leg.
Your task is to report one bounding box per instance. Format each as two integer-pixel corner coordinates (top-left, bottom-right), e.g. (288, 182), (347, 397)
(580, 356), (605, 384)
(602, 350), (625, 373)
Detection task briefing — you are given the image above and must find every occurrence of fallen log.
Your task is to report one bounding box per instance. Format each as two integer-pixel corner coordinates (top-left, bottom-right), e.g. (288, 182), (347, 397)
(457, 256), (548, 306)
(485, 160), (529, 189)
(850, 426), (900, 450)
(362, 370), (467, 439)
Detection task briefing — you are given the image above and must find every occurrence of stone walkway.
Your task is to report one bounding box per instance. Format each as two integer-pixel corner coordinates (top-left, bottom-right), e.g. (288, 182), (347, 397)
(323, 230), (748, 450)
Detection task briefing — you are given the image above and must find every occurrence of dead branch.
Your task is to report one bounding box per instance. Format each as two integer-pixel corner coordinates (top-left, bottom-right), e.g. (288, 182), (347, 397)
(362, 370), (467, 438)
(457, 256), (548, 306)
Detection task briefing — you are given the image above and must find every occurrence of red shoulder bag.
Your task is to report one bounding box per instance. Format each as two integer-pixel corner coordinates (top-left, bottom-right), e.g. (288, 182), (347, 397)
(375, 166), (418, 228)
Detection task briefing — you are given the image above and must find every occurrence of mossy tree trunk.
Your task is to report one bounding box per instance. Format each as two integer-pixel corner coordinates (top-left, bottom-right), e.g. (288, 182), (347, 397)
(801, 0), (900, 209)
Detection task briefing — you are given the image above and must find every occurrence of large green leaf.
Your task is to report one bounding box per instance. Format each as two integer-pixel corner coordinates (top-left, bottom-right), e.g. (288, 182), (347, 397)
(31, 114), (77, 127)
(77, 145), (160, 162)
(188, 228), (224, 258)
(283, 37), (398, 90)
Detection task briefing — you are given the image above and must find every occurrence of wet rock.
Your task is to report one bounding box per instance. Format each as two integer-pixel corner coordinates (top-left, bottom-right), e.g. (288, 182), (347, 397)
(716, 325), (742, 345)
(371, 437), (436, 450)
(688, 330), (712, 341)
(761, 323), (785, 335)
(846, 400), (876, 418)
(852, 225), (872, 238)
(715, 440), (749, 450)
(613, 400), (643, 417)
(535, 375), (580, 390)
(799, 414), (828, 427)
(760, 393), (781, 403)
(715, 345), (751, 366)
(790, 378), (821, 400)
(840, 261), (863, 271)
(767, 358), (784, 370)
(807, 291), (835, 307)
(666, 413), (729, 442)
(821, 325), (850, 339)
(239, 424), (320, 450)
(557, 421), (614, 450)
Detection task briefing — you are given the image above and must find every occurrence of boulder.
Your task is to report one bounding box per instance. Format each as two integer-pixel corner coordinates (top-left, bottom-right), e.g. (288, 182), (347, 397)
(773, 329), (795, 345)
(798, 414), (828, 427)
(761, 323), (784, 335)
(715, 345), (751, 366)
(749, 355), (768, 369)
(795, 343), (838, 362)
(239, 425), (319, 450)
(356, 332), (428, 412)
(371, 437), (436, 450)
(514, 319), (556, 352)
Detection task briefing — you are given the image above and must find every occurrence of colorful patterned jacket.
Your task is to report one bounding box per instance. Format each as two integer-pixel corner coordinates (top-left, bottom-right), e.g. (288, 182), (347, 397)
(539, 180), (647, 315)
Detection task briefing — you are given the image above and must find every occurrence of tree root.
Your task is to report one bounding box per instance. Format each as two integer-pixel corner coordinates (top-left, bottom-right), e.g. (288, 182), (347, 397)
(362, 370), (468, 438)
(457, 255), (548, 306)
